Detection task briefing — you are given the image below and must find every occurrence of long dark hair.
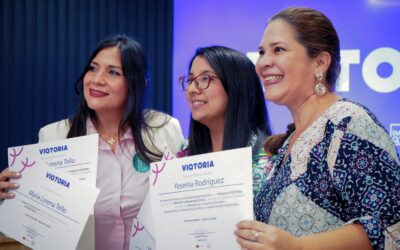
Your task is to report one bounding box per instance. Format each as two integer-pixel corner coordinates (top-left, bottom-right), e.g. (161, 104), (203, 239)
(264, 7), (341, 154)
(187, 46), (271, 155)
(67, 34), (163, 163)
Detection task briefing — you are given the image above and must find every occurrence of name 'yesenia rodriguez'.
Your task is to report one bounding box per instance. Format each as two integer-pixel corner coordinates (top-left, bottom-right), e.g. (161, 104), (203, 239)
(174, 177), (225, 190)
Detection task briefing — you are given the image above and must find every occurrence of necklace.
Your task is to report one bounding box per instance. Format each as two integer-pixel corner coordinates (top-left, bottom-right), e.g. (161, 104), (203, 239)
(97, 128), (117, 146)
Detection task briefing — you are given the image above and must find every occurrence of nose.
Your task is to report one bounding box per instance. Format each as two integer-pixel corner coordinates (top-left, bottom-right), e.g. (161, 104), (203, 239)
(186, 81), (200, 95)
(256, 53), (273, 70)
(92, 71), (106, 85)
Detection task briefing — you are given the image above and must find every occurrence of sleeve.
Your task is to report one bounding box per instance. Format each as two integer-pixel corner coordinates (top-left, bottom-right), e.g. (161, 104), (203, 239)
(146, 115), (185, 157)
(333, 117), (400, 250)
(37, 119), (70, 143)
(252, 149), (274, 197)
(38, 127), (46, 143)
(162, 117), (185, 155)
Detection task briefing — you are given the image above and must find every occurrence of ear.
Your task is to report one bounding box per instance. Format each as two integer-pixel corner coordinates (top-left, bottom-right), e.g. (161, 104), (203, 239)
(314, 51), (331, 75)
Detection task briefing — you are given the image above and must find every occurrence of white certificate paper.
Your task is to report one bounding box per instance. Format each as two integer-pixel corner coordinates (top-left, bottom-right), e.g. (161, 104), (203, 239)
(149, 147), (253, 250)
(129, 195), (156, 250)
(130, 150), (176, 250)
(0, 135), (100, 250)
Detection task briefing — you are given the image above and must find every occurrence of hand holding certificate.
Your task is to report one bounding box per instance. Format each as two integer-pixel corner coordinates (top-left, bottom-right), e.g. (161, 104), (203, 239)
(149, 147), (253, 250)
(0, 135), (100, 250)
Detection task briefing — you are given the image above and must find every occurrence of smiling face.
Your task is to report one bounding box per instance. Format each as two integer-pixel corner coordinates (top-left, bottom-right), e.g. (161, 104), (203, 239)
(185, 56), (228, 130)
(83, 47), (128, 116)
(256, 19), (318, 109)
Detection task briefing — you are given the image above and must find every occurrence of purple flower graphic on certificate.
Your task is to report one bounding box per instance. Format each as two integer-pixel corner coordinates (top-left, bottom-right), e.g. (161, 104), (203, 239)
(9, 147), (36, 173)
(152, 151), (175, 186)
(9, 147), (23, 167)
(162, 151), (174, 161)
(19, 157), (36, 173)
(131, 218), (144, 237)
(152, 162), (166, 186)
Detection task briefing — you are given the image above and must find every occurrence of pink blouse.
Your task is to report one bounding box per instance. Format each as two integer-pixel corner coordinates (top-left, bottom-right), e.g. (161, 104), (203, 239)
(38, 114), (184, 250)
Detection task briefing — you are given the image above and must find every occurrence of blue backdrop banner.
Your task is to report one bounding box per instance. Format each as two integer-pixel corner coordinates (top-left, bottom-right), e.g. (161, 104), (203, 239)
(173, 0), (400, 155)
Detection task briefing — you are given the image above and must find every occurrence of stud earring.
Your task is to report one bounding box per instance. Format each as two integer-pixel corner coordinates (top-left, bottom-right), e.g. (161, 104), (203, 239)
(314, 73), (326, 96)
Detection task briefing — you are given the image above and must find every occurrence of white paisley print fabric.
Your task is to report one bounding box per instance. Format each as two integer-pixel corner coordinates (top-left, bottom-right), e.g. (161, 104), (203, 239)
(255, 99), (400, 250)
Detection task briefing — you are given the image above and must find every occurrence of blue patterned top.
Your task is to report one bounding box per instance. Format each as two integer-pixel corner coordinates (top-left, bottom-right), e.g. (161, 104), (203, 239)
(255, 99), (400, 250)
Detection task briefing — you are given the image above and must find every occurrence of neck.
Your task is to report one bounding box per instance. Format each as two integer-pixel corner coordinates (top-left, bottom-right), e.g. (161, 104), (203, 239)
(289, 92), (339, 135)
(208, 122), (225, 152)
(93, 111), (123, 136)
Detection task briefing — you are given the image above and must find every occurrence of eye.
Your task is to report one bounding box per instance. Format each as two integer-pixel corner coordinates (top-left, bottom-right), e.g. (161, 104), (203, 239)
(258, 49), (265, 56)
(109, 69), (122, 76)
(88, 65), (97, 72)
(274, 47), (285, 53)
(199, 75), (210, 82)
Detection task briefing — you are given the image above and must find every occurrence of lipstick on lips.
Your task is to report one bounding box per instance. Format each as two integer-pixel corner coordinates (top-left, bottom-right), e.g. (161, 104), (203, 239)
(89, 89), (109, 98)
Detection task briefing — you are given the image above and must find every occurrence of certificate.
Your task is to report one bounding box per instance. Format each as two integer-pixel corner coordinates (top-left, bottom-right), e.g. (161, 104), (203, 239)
(0, 135), (100, 250)
(130, 150), (176, 250)
(149, 147), (253, 250)
(9, 134), (98, 186)
(129, 194), (156, 250)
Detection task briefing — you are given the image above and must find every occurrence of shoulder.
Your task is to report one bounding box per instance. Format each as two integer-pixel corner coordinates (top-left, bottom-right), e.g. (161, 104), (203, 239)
(329, 99), (384, 128)
(326, 99), (387, 134)
(329, 99), (398, 162)
(142, 110), (184, 154)
(145, 110), (180, 129)
(38, 119), (70, 142)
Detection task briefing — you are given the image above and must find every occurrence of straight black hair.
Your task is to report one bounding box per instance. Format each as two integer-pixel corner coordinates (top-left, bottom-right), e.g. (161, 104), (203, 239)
(67, 34), (164, 163)
(187, 46), (271, 155)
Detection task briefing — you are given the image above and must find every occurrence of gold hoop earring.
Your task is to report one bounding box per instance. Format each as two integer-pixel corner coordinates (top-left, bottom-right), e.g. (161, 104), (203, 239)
(314, 73), (326, 96)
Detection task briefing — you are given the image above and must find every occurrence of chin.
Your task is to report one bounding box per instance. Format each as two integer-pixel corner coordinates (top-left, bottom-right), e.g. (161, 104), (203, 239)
(192, 116), (205, 123)
(192, 115), (207, 125)
(265, 92), (285, 104)
(86, 102), (102, 112)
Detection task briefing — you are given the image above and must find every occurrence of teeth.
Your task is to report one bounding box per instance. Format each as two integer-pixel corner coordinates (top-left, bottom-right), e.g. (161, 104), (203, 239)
(265, 75), (282, 81)
(193, 101), (206, 105)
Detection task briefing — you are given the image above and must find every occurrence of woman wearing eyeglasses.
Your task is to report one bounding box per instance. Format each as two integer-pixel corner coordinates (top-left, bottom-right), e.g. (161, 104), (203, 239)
(177, 46), (273, 196)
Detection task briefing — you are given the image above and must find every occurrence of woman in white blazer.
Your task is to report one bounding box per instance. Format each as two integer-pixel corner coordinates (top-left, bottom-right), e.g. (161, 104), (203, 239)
(0, 34), (184, 250)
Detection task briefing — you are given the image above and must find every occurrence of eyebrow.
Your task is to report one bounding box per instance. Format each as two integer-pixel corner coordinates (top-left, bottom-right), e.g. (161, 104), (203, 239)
(270, 41), (287, 46)
(189, 70), (216, 76)
(109, 65), (123, 70)
(261, 41), (288, 48)
(90, 61), (122, 70)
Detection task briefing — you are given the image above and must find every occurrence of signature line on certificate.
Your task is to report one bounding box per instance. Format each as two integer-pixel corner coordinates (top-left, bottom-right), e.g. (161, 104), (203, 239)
(16, 190), (79, 224)
(159, 183), (245, 196)
(53, 162), (92, 170)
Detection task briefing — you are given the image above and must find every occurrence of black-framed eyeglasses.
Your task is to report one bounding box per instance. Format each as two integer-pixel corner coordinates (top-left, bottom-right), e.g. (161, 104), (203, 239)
(179, 73), (219, 91)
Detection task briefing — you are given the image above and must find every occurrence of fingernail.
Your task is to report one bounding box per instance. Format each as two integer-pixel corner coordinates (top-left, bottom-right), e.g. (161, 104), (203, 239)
(13, 183), (20, 188)
(9, 193), (15, 198)
(16, 172), (21, 177)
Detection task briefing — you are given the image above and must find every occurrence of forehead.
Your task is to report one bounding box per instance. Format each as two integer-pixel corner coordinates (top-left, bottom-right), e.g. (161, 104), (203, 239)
(260, 19), (298, 46)
(93, 47), (122, 65)
(190, 56), (215, 74)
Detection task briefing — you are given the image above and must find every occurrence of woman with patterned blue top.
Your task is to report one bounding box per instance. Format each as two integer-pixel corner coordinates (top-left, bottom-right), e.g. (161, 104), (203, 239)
(177, 46), (274, 197)
(235, 7), (400, 250)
